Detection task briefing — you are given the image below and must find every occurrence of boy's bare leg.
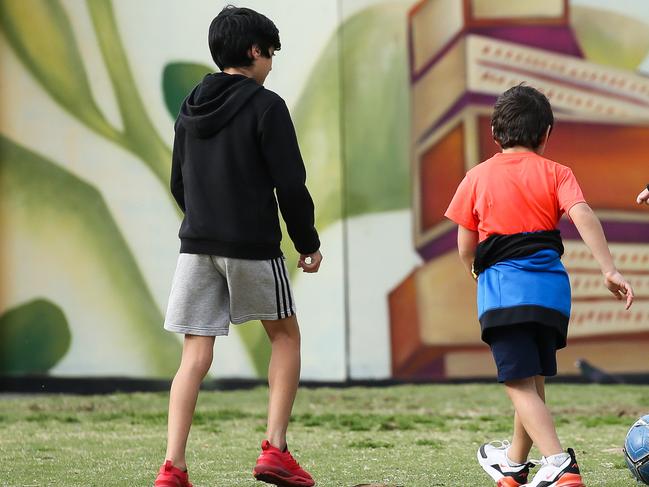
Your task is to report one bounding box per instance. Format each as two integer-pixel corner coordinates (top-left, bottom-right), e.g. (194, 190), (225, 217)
(262, 315), (301, 450)
(165, 334), (216, 470)
(509, 376), (546, 463)
(505, 376), (563, 458)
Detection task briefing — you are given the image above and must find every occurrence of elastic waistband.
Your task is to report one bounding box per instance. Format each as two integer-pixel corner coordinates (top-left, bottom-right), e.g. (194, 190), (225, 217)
(180, 238), (283, 260)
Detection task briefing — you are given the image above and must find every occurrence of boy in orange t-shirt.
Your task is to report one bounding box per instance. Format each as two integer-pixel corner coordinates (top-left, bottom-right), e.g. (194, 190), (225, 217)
(445, 85), (634, 487)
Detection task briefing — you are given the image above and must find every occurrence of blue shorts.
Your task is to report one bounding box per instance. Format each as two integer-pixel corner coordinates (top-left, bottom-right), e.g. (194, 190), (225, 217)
(485, 323), (559, 383)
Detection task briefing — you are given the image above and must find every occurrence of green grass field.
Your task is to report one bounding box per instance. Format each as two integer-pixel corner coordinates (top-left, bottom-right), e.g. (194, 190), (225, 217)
(1, 384), (647, 486)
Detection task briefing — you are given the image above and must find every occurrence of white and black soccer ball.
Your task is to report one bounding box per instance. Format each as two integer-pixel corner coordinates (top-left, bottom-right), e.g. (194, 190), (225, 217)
(624, 415), (649, 484)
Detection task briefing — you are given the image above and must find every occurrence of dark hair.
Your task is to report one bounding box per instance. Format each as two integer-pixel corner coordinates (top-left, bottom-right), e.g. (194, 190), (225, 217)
(491, 84), (554, 150)
(208, 6), (281, 70)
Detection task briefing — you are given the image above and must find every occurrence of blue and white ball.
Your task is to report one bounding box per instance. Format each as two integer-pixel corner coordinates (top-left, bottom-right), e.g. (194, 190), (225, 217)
(624, 415), (649, 484)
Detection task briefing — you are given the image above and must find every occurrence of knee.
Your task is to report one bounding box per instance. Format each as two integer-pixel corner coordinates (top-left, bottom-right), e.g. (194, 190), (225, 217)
(504, 377), (540, 400)
(264, 317), (301, 346)
(181, 350), (213, 377)
(274, 330), (301, 348)
(269, 325), (301, 348)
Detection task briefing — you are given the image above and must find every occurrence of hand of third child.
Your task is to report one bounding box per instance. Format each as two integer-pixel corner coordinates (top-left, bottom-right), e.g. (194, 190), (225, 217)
(604, 270), (634, 310)
(298, 250), (322, 273)
(637, 186), (649, 205)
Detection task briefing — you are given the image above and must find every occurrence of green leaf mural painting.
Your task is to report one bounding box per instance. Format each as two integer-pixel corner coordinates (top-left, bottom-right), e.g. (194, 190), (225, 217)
(0, 299), (71, 375)
(0, 134), (179, 375)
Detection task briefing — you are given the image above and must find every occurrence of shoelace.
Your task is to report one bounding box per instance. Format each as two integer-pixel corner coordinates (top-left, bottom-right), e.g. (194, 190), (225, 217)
(158, 468), (192, 487)
(284, 451), (301, 471)
(174, 471), (193, 487)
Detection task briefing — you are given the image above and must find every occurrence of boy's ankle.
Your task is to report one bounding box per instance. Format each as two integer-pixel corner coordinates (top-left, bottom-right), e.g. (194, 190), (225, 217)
(265, 438), (287, 451)
(546, 451), (570, 467)
(506, 451), (526, 467)
(164, 458), (187, 471)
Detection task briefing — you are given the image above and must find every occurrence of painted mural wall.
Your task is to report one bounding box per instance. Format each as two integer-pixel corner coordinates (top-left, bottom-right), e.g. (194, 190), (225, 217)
(390, 0), (649, 380)
(0, 0), (647, 381)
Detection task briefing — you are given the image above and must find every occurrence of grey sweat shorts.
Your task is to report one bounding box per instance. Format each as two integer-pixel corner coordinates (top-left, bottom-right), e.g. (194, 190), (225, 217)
(164, 253), (296, 336)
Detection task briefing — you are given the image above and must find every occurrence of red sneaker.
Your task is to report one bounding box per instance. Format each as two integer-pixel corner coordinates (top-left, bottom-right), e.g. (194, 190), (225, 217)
(253, 440), (315, 486)
(154, 460), (193, 487)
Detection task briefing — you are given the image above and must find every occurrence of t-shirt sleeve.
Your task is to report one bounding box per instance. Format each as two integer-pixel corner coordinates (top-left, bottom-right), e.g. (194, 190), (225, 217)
(556, 166), (586, 215)
(445, 174), (478, 231)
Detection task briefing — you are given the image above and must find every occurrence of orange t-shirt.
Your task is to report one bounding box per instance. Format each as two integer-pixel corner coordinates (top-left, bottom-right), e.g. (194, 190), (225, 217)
(445, 152), (586, 242)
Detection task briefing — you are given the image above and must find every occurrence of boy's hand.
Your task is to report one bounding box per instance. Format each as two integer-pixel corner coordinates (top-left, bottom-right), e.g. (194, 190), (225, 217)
(604, 270), (634, 310)
(298, 250), (322, 273)
(637, 186), (649, 205)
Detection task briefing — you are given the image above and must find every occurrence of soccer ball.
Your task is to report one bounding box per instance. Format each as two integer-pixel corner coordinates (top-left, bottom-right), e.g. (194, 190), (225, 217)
(624, 415), (649, 484)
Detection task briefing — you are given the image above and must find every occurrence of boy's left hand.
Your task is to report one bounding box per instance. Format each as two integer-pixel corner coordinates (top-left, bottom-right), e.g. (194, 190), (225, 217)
(298, 250), (322, 273)
(637, 186), (649, 205)
(604, 270), (634, 310)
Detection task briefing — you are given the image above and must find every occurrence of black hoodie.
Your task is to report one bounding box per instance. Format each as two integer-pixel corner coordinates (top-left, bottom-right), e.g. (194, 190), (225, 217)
(171, 72), (320, 259)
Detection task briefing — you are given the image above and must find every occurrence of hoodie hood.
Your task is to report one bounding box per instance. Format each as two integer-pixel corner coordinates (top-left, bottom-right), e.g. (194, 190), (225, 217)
(178, 72), (262, 138)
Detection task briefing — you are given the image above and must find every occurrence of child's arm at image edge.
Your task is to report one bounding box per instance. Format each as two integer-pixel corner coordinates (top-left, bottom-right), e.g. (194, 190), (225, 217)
(170, 127), (185, 212)
(568, 202), (634, 309)
(457, 225), (479, 281)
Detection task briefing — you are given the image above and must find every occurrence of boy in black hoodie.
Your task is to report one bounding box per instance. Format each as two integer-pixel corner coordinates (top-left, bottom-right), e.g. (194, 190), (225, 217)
(154, 6), (321, 487)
